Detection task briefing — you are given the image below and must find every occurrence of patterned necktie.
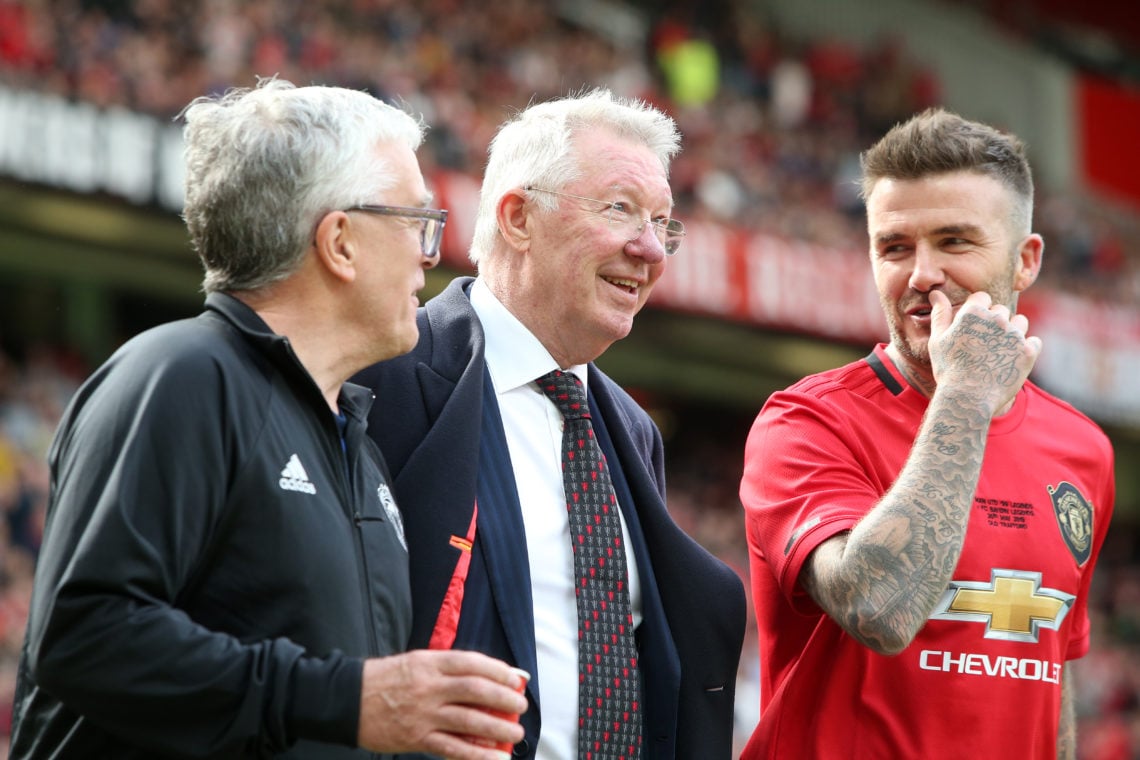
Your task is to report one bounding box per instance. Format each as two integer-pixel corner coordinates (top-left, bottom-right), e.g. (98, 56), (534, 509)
(537, 370), (642, 760)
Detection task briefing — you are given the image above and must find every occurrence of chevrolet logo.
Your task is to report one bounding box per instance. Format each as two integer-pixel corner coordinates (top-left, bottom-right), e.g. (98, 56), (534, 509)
(929, 569), (1075, 643)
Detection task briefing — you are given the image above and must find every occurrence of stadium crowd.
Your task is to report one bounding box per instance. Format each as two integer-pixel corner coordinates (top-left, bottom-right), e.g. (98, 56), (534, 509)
(0, 0), (1138, 756)
(0, 0), (1137, 301)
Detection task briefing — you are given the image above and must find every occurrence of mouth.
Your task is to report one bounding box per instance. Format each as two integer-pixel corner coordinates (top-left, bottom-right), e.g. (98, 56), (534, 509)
(602, 275), (641, 296)
(905, 299), (965, 327)
(903, 302), (933, 329)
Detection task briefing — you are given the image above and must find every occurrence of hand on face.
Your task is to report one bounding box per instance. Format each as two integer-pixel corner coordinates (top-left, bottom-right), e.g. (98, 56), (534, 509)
(927, 289), (1043, 416)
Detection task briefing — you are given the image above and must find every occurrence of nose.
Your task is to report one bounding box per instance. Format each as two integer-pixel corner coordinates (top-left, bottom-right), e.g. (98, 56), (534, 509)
(422, 252), (439, 270)
(624, 221), (666, 264)
(908, 242), (945, 292)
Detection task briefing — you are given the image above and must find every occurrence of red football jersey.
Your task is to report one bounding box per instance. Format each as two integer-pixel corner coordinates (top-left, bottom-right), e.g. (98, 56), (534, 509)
(740, 344), (1114, 759)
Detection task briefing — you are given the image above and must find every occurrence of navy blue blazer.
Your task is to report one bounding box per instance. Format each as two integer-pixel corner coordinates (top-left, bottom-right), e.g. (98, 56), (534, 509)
(352, 277), (746, 760)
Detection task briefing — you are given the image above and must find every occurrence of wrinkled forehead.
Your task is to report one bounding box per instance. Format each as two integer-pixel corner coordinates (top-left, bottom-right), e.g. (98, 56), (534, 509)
(568, 131), (672, 204)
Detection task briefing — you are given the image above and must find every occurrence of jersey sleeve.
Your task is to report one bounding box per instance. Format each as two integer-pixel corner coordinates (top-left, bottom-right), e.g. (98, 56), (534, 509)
(1064, 431), (1116, 661)
(741, 387), (882, 612)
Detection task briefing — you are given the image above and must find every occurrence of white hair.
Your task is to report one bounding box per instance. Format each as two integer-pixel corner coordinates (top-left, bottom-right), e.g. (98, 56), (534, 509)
(181, 77), (426, 293)
(469, 88), (681, 265)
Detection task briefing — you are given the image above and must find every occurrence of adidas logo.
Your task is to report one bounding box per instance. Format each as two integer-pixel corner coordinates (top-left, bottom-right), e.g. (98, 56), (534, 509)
(279, 454), (316, 495)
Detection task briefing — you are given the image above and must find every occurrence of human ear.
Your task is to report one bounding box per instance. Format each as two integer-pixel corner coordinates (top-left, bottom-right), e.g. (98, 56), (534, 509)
(312, 211), (357, 283)
(1013, 233), (1044, 293)
(497, 189), (532, 253)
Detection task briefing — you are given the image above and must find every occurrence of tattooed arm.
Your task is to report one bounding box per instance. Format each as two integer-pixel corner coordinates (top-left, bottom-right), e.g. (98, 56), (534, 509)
(801, 291), (1042, 655)
(800, 386), (991, 653)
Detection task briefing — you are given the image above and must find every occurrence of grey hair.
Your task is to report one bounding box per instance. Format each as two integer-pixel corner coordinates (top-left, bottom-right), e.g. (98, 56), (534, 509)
(860, 107), (1035, 234)
(180, 77), (426, 294)
(469, 88), (681, 265)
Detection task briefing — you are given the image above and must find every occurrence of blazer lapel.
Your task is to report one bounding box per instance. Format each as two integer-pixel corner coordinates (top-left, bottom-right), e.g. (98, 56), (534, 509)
(474, 370), (539, 695)
(589, 374), (682, 757)
(401, 279), (540, 700)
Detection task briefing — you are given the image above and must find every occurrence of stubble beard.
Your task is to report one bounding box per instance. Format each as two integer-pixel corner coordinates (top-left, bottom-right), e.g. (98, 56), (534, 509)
(883, 270), (1019, 382)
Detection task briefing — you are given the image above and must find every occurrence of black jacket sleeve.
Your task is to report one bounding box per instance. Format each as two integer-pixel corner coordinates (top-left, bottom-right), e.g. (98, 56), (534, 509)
(21, 337), (363, 757)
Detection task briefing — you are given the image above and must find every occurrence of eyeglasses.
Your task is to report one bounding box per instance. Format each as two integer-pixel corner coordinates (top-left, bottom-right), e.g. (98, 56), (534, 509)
(525, 186), (685, 255)
(344, 204), (449, 258)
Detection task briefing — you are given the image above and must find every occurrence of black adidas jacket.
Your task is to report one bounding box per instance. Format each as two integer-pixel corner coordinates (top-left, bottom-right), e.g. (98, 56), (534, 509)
(10, 293), (411, 759)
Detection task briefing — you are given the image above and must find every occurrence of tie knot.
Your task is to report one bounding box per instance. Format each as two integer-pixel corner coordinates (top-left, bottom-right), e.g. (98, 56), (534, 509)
(536, 370), (591, 421)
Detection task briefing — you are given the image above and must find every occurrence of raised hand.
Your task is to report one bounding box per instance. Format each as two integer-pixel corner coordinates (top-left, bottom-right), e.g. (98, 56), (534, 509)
(927, 289), (1043, 416)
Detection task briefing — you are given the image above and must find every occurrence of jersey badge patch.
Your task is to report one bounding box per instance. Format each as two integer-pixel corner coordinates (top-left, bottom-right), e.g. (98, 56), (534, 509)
(377, 482), (407, 551)
(1048, 481), (1093, 566)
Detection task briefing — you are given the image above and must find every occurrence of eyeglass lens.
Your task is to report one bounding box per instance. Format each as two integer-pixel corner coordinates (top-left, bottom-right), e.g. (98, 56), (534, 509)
(523, 187), (684, 255)
(603, 203), (684, 255)
(421, 217), (443, 257)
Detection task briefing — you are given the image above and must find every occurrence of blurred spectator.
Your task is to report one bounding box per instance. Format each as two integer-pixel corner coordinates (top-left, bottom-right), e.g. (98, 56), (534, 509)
(0, 2), (969, 242)
(0, 344), (87, 749)
(2, 0), (1135, 292)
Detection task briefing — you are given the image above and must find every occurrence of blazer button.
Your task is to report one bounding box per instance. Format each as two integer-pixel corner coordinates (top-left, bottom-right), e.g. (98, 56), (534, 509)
(512, 738), (531, 757)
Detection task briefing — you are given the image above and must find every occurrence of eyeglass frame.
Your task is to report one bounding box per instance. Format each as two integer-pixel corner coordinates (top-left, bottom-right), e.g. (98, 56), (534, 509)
(524, 186), (685, 255)
(343, 204), (449, 258)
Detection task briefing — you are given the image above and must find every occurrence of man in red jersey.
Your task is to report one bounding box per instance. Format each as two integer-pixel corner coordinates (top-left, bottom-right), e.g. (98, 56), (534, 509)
(740, 108), (1114, 759)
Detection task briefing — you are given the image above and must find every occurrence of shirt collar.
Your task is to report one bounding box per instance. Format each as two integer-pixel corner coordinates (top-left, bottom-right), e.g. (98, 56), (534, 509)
(469, 277), (589, 394)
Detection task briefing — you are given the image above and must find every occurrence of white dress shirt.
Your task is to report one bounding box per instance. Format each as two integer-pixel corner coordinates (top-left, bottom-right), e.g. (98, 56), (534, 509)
(470, 278), (643, 760)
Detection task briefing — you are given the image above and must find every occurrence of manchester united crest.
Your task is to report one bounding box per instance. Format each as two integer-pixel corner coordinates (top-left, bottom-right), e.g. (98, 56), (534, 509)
(1048, 481), (1093, 566)
(377, 482), (407, 551)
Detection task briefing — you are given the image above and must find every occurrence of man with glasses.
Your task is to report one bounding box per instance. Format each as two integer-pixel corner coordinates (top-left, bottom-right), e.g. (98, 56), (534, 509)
(12, 78), (527, 760)
(353, 89), (747, 760)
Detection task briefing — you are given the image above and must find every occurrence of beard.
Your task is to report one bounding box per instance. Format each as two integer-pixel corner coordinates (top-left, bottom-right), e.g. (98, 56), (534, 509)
(883, 271), (1019, 371)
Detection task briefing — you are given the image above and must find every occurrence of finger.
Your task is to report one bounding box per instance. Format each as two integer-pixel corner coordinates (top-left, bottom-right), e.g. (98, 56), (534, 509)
(990, 303), (1011, 322)
(428, 670), (527, 716)
(504, 667), (530, 692)
(433, 651), (530, 694)
(453, 705), (526, 745)
(929, 289), (954, 335)
(434, 650), (511, 677)
(963, 290), (993, 310)
(468, 679), (528, 716)
(415, 702), (517, 740)
(421, 709), (524, 759)
(1010, 312), (1029, 335)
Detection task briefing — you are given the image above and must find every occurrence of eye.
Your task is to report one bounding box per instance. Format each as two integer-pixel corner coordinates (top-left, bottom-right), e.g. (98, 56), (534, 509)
(607, 201), (632, 216)
(877, 243), (910, 259)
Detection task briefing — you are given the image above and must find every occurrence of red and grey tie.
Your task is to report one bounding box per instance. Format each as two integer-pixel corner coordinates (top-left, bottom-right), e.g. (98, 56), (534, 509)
(537, 370), (642, 760)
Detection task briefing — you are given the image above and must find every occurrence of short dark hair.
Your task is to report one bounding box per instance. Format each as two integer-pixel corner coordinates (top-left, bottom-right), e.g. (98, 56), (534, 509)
(860, 107), (1034, 232)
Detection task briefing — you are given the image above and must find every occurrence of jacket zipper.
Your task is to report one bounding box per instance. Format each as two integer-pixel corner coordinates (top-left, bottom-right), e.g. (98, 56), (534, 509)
(334, 409), (382, 659)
